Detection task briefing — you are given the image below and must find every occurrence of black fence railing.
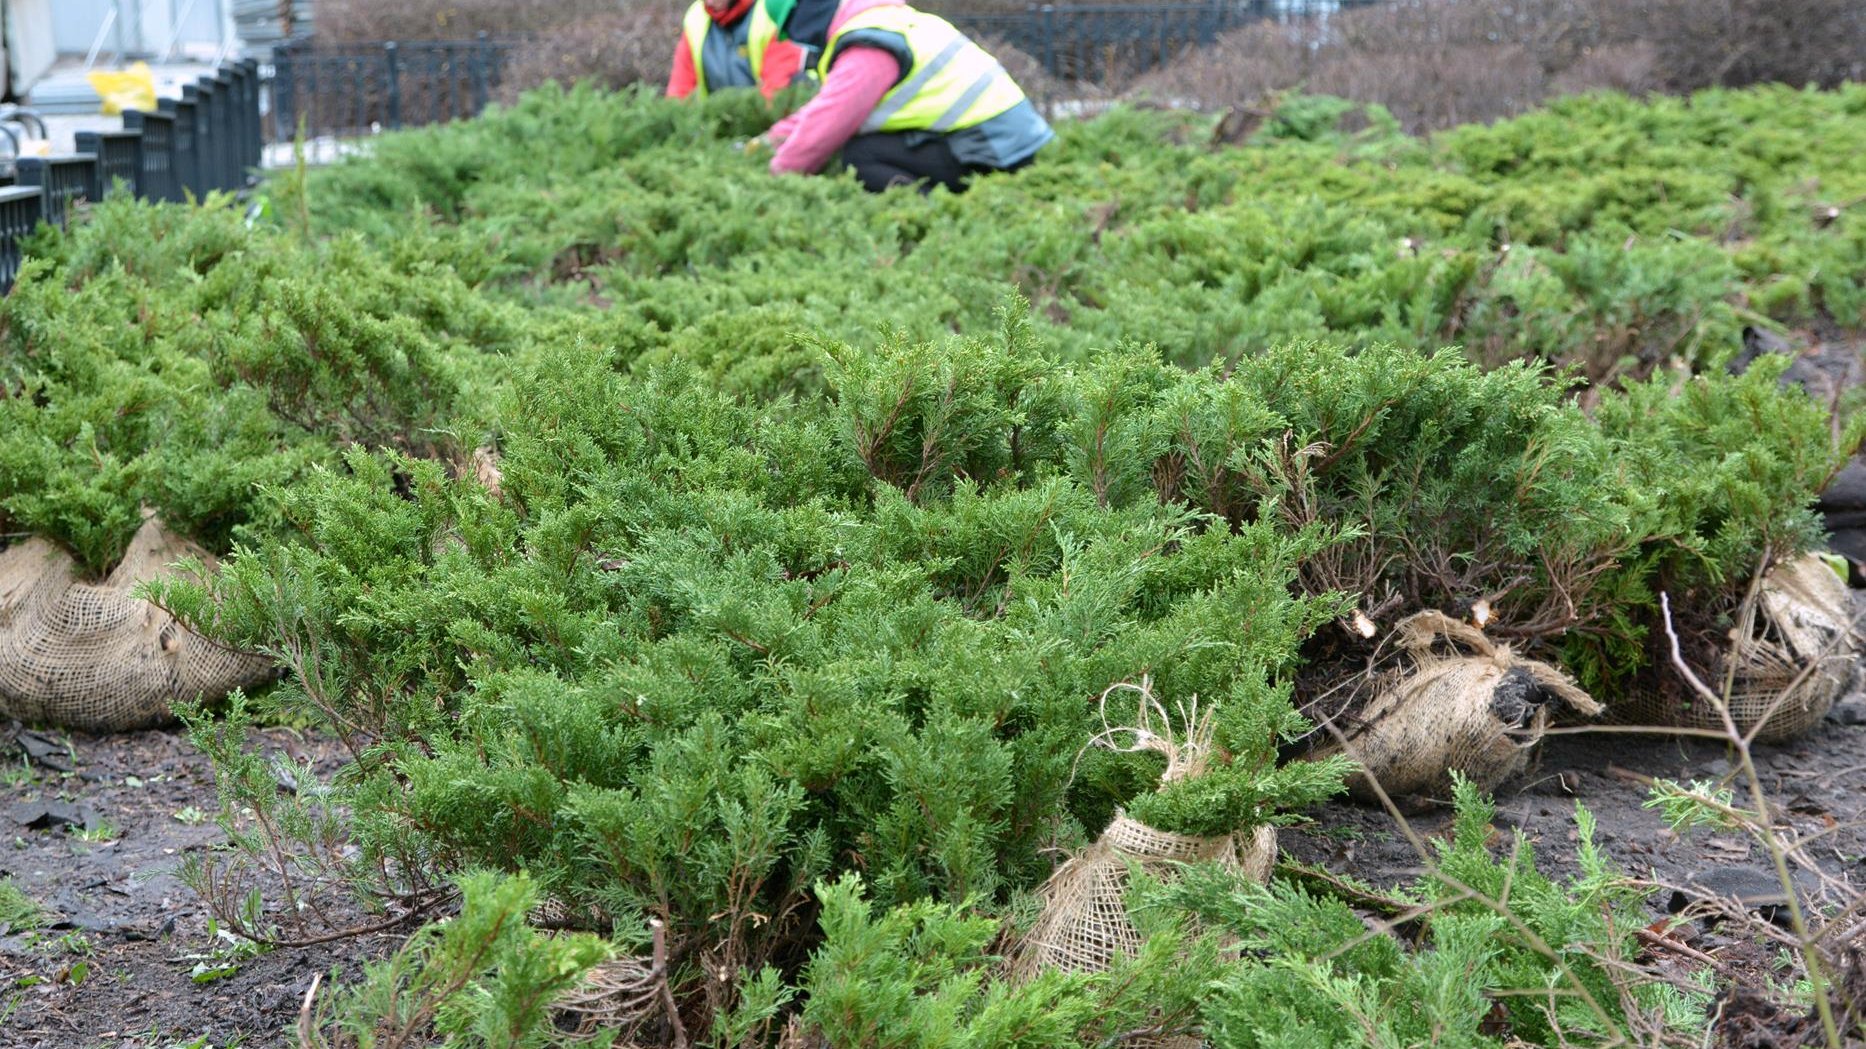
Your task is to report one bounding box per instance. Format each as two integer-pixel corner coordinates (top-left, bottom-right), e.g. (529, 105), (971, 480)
(270, 35), (517, 141)
(75, 130), (144, 199)
(947, 0), (1383, 83)
(0, 58), (263, 294)
(16, 155), (100, 228)
(0, 187), (44, 291)
(123, 109), (178, 203)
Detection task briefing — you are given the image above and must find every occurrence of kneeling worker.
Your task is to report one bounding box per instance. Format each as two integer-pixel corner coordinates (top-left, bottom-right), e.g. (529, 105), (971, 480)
(668, 0), (809, 102)
(760, 0), (1053, 192)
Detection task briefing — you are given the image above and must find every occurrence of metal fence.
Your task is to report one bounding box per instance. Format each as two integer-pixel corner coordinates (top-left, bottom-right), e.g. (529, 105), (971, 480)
(270, 36), (517, 141)
(75, 131), (144, 200)
(0, 58), (263, 293)
(947, 0), (1383, 83)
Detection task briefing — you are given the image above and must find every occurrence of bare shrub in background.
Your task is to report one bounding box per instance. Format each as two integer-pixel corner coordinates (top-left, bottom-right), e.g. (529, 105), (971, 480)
(319, 0), (686, 102)
(971, 34), (1090, 111)
(1548, 41), (1658, 98)
(495, 6), (686, 103)
(1324, 41), (1549, 132)
(1132, 0), (1866, 134)
(1631, 0), (1866, 93)
(318, 0), (624, 42)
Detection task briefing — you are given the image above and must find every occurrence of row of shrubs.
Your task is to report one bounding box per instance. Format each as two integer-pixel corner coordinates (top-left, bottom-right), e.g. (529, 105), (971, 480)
(2, 87), (1860, 1044)
(307, 84), (1866, 391)
(155, 296), (1809, 1044)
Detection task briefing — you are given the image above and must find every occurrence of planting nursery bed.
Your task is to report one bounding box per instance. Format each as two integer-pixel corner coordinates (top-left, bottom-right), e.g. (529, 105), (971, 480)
(3, 80), (1866, 1048)
(3, 701), (1864, 1048)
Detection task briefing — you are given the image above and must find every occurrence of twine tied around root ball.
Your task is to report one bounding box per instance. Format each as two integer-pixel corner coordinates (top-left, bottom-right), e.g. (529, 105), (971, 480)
(1084, 677), (1218, 786)
(1314, 611), (1602, 801)
(1013, 678), (1276, 1000)
(1626, 554), (1859, 743)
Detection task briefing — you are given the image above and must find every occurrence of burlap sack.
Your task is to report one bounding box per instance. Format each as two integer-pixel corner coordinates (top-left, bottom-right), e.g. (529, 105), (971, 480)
(0, 518), (274, 732)
(1013, 815), (1276, 977)
(1622, 554), (1856, 743)
(1316, 611), (1602, 801)
(1011, 679), (1277, 1048)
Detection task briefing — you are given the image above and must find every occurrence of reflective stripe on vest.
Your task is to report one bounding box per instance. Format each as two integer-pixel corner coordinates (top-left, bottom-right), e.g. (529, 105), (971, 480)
(683, 1), (759, 96)
(747, 0), (788, 82)
(817, 8), (1027, 136)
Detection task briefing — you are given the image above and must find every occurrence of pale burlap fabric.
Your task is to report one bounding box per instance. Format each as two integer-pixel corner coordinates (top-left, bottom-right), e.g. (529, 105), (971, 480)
(1622, 554), (1857, 743)
(1014, 814), (1276, 976)
(0, 518), (273, 732)
(1011, 680), (1276, 1049)
(1317, 611), (1602, 801)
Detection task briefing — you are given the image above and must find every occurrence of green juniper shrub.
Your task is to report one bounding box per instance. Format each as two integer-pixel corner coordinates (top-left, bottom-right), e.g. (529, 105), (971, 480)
(299, 869), (614, 1049)
(0, 198), (523, 573)
(297, 85), (1866, 385)
(0, 256), (322, 573)
(1061, 341), (1637, 644)
(21, 82), (1862, 1047)
(1568, 356), (1865, 692)
(159, 319), (1847, 1042)
(157, 334), (1345, 1035)
(788, 871), (1224, 1049)
(293, 782), (1706, 1047)
(1139, 777), (1707, 1048)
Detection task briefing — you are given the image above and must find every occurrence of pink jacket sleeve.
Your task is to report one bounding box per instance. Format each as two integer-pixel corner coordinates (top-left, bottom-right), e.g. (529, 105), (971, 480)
(769, 46), (901, 175)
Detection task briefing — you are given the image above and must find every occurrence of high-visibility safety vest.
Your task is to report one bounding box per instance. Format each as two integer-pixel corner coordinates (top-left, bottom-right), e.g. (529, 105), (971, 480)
(747, 0), (798, 83)
(816, 7), (1029, 136)
(683, 0), (802, 97)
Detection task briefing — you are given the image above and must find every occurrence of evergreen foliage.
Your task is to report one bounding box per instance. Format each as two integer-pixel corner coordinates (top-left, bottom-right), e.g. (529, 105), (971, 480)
(304, 84), (1866, 386)
(300, 870), (615, 1049)
(154, 328), (1345, 1015)
(1, 81), (1859, 1045)
(1143, 778), (1706, 1047)
(0, 196), (522, 573)
(752, 781), (1702, 1048)
(788, 871), (1220, 1048)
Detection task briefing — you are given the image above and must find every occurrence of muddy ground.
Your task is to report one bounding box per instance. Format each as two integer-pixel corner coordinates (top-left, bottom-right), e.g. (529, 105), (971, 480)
(2, 699), (1864, 1048)
(0, 725), (390, 1049)
(1283, 703), (1866, 892)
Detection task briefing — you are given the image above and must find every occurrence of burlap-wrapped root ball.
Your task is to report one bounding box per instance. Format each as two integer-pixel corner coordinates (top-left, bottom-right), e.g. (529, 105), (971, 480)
(1013, 814), (1275, 977)
(1011, 680), (1275, 1049)
(1626, 554), (1857, 743)
(0, 517), (274, 732)
(1315, 611), (1602, 801)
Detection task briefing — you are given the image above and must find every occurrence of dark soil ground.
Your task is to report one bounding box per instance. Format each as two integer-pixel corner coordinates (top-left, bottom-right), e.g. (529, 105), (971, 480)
(0, 724), (393, 1049)
(1281, 697), (1866, 1046)
(4, 693), (1864, 1048)
(1283, 700), (1866, 895)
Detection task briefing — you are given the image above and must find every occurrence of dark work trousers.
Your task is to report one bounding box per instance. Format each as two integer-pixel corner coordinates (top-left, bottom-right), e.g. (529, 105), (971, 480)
(839, 132), (1030, 194)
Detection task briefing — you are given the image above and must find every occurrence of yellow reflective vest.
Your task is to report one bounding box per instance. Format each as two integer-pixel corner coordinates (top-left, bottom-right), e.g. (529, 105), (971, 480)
(747, 0), (788, 83)
(684, 0), (813, 97)
(816, 7), (1030, 135)
(681, 1), (760, 97)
